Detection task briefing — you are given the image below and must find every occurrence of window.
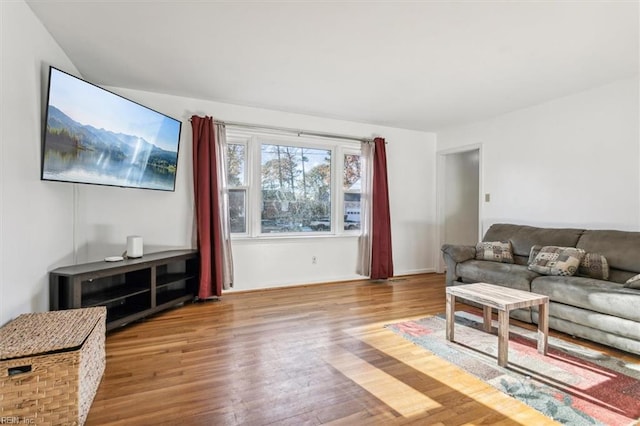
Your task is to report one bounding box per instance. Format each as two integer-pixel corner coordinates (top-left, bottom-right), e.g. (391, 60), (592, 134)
(343, 153), (361, 231)
(226, 142), (247, 234)
(226, 131), (361, 237)
(261, 143), (331, 233)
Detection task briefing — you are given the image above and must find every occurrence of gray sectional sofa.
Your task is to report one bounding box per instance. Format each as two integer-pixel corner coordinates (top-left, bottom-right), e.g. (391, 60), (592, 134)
(441, 223), (640, 355)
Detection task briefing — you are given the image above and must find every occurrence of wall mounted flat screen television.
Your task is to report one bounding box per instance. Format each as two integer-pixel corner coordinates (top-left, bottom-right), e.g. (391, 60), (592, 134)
(41, 67), (182, 191)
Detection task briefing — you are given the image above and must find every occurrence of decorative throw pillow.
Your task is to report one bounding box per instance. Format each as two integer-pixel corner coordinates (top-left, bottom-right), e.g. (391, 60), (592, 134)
(475, 241), (514, 264)
(528, 245), (542, 265)
(625, 274), (640, 289)
(577, 253), (609, 280)
(528, 246), (585, 276)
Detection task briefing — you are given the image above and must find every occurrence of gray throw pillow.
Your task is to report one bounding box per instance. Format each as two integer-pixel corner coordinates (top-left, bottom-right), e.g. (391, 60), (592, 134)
(578, 253), (609, 280)
(528, 245), (542, 265)
(475, 241), (514, 264)
(528, 246), (585, 276)
(624, 274), (640, 289)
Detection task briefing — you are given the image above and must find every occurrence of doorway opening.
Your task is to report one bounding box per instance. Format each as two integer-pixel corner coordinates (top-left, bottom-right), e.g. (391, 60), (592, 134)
(436, 145), (482, 273)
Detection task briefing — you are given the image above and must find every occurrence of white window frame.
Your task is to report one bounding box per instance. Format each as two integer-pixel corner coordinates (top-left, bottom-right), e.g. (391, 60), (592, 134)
(226, 134), (251, 237)
(226, 128), (361, 239)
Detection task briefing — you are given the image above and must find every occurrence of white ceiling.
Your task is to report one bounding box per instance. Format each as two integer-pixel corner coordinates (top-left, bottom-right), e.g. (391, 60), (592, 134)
(26, 1), (639, 132)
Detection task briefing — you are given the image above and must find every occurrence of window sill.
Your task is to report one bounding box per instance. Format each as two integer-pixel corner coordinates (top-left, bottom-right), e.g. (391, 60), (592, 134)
(231, 233), (360, 243)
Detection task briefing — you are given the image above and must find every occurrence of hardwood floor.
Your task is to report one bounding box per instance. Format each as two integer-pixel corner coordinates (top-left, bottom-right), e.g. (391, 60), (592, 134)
(86, 274), (637, 425)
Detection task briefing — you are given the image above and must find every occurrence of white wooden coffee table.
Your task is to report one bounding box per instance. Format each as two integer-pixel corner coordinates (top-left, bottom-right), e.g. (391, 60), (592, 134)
(445, 282), (549, 367)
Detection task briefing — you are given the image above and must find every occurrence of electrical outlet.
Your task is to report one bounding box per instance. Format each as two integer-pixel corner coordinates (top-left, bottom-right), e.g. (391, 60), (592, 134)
(312, 256), (317, 264)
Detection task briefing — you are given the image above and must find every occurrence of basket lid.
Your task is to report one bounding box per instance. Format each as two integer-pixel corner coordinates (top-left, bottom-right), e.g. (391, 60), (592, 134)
(0, 307), (106, 360)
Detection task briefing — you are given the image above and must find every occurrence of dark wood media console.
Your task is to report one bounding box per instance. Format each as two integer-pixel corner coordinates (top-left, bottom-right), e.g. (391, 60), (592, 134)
(49, 249), (199, 331)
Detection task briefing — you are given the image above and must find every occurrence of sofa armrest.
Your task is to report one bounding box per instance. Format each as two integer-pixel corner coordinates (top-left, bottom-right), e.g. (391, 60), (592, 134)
(441, 244), (476, 286)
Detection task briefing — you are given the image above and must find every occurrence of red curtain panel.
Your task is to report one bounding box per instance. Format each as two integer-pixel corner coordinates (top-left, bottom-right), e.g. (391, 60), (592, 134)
(370, 137), (394, 280)
(191, 116), (224, 298)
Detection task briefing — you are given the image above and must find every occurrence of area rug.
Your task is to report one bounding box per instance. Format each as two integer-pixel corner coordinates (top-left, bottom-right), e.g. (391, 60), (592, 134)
(386, 312), (640, 426)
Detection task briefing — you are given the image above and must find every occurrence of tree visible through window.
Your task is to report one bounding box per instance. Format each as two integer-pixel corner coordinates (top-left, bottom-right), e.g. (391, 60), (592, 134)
(225, 131), (362, 236)
(227, 143), (247, 233)
(343, 153), (361, 231)
(261, 143), (331, 233)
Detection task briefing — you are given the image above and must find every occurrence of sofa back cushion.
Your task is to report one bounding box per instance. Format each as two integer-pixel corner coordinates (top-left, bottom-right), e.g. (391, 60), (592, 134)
(576, 230), (640, 278)
(483, 224), (584, 265)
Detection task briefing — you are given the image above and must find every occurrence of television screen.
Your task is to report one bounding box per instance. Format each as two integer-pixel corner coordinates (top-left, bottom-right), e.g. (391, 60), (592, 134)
(41, 67), (182, 191)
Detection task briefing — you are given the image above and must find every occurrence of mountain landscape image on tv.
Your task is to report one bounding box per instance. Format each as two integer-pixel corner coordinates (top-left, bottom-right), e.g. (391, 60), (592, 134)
(41, 67), (182, 191)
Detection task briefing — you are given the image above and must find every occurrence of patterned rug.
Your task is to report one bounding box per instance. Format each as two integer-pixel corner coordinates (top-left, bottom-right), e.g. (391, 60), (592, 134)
(386, 312), (640, 426)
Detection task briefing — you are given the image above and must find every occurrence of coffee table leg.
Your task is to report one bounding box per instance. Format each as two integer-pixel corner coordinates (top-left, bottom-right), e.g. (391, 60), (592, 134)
(483, 306), (492, 332)
(537, 301), (549, 355)
(497, 309), (509, 367)
(446, 292), (455, 342)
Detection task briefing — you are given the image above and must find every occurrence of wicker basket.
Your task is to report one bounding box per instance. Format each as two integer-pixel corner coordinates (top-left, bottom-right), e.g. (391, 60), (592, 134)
(0, 307), (106, 425)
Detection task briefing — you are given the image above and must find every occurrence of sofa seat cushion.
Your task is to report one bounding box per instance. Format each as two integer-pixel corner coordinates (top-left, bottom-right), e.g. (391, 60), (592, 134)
(536, 309), (640, 355)
(532, 302), (640, 342)
(531, 276), (640, 323)
(456, 261), (539, 292)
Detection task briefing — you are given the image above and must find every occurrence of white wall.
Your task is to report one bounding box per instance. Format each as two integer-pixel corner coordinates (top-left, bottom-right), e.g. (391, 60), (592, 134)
(0, 0), (80, 325)
(437, 77), (640, 235)
(1, 1), (437, 325)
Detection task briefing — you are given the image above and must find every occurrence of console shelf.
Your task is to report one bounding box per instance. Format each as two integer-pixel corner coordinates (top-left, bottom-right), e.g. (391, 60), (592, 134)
(50, 249), (199, 331)
(82, 283), (150, 308)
